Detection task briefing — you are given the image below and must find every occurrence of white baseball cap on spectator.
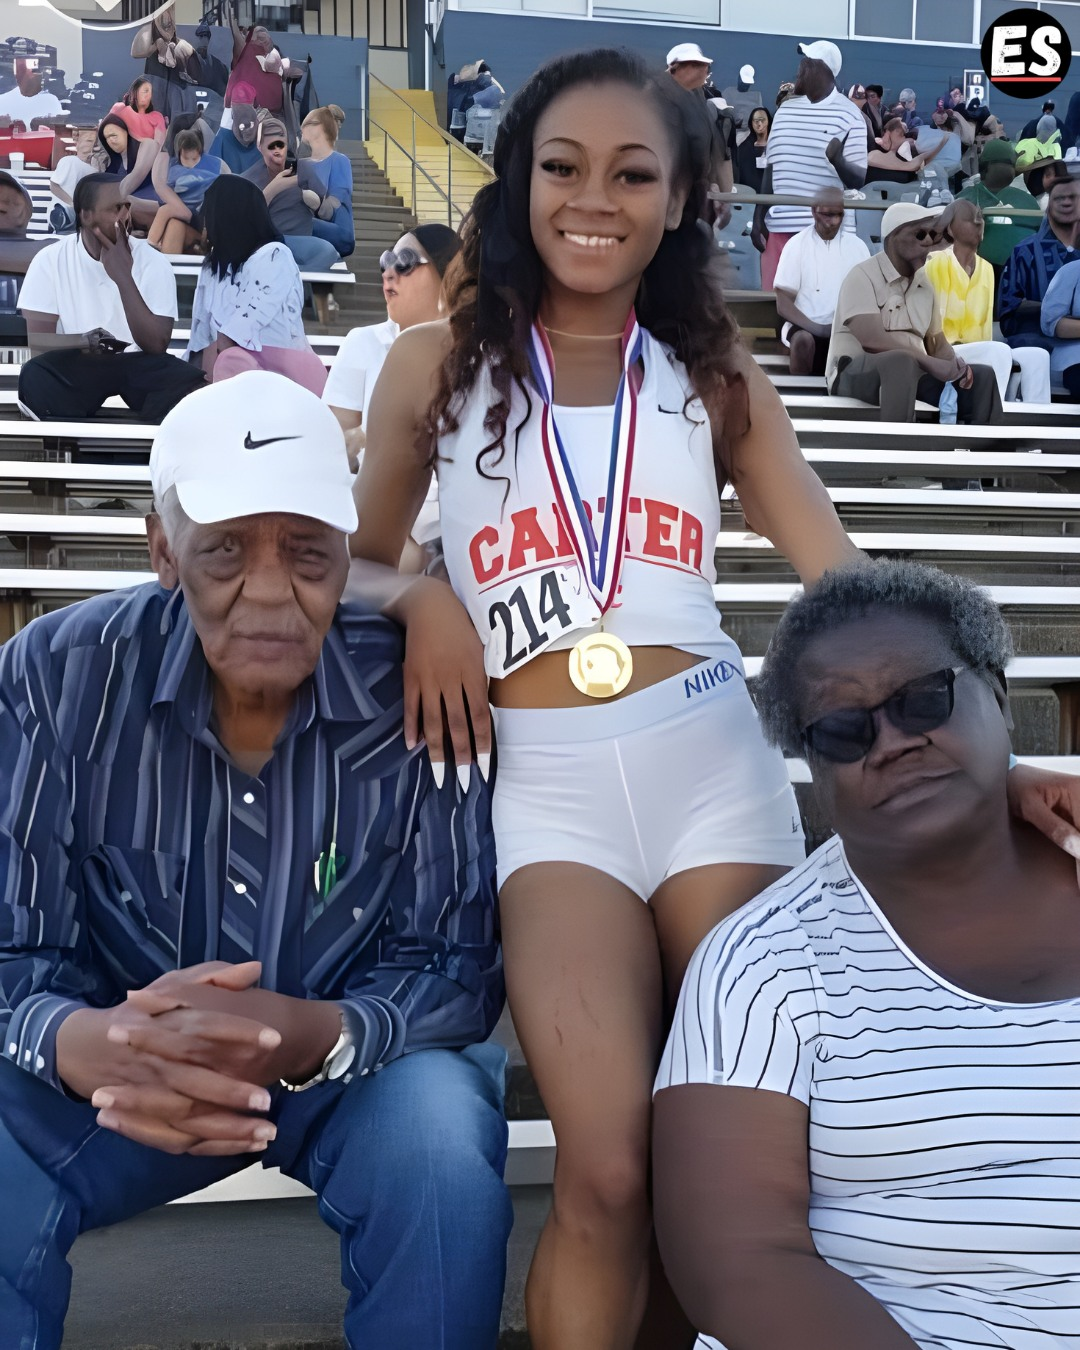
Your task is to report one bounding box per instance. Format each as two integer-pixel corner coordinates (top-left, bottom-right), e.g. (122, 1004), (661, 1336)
(667, 42), (712, 66)
(798, 40), (842, 77)
(150, 371), (358, 532)
(880, 201), (944, 240)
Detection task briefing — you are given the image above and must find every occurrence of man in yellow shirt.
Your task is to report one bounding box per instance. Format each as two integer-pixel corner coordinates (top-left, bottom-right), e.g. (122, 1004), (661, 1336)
(924, 201), (1050, 405)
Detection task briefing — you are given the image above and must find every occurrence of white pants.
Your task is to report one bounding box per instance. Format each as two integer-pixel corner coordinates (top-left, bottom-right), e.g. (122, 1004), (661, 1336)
(953, 340), (1051, 405)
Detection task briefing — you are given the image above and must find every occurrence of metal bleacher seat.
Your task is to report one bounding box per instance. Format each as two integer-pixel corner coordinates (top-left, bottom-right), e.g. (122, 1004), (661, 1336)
(713, 197), (761, 289)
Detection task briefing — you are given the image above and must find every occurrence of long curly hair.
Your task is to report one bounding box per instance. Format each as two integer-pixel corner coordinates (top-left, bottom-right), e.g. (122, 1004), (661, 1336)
(426, 47), (748, 483)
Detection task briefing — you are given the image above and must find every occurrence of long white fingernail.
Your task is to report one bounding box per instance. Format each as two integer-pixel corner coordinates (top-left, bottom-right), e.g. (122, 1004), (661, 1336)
(457, 763), (471, 794)
(477, 752), (491, 782)
(431, 760), (445, 789)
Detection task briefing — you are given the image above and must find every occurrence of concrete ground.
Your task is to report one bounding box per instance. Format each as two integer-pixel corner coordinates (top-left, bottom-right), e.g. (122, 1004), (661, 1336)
(63, 1188), (548, 1350)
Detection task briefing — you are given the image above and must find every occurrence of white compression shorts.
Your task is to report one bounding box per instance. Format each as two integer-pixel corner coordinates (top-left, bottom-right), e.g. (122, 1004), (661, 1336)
(491, 657), (806, 899)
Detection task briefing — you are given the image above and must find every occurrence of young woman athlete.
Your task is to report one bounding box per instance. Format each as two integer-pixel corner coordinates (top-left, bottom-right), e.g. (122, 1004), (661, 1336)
(350, 48), (1080, 1350)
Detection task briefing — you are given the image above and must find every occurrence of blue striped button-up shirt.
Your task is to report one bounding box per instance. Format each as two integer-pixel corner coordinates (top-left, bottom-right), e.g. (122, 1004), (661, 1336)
(0, 583), (502, 1093)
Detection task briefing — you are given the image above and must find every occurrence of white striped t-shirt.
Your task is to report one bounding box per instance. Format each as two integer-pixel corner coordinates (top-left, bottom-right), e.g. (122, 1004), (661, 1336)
(656, 837), (1080, 1350)
(764, 88), (868, 236)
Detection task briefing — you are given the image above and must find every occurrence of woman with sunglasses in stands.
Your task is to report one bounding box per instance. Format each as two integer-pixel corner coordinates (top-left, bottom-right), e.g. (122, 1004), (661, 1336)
(186, 175), (328, 394)
(656, 558), (1080, 1350)
(348, 50), (1080, 1350)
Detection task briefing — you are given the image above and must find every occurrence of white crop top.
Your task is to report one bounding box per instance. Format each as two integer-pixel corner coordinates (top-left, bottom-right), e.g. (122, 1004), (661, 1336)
(436, 328), (740, 680)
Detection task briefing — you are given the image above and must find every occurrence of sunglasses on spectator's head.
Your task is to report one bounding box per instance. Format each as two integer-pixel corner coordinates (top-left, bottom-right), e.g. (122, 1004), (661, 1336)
(379, 246), (429, 275)
(801, 665), (969, 764)
(266, 139), (286, 151)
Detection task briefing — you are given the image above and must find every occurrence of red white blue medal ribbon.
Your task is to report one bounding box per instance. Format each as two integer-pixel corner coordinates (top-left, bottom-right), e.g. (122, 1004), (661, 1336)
(528, 311), (643, 617)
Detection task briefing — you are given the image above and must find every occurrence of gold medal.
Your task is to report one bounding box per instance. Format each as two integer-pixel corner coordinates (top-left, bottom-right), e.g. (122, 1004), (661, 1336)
(568, 633), (634, 699)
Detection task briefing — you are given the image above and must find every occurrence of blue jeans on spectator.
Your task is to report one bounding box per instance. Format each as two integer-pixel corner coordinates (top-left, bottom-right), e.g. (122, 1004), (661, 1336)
(283, 234), (343, 271)
(313, 204), (355, 259)
(0, 1043), (511, 1350)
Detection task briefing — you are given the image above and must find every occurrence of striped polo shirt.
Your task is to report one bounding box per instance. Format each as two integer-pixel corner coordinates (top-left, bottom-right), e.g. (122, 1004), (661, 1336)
(0, 583), (501, 1094)
(657, 837), (1080, 1349)
(764, 88), (868, 235)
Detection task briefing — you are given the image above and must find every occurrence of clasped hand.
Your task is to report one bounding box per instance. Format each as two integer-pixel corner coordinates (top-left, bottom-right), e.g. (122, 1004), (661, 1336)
(57, 960), (283, 1157)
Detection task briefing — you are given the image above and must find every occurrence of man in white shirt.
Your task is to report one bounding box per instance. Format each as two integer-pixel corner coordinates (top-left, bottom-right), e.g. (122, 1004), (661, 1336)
(0, 59), (64, 127)
(18, 174), (205, 422)
(773, 191), (870, 376)
(750, 39), (867, 290)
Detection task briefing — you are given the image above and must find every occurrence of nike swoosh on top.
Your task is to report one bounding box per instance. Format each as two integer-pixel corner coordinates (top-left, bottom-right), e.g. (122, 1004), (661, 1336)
(244, 433), (303, 450)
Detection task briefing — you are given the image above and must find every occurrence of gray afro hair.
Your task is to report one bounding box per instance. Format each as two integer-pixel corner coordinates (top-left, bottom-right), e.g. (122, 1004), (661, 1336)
(754, 560), (1013, 756)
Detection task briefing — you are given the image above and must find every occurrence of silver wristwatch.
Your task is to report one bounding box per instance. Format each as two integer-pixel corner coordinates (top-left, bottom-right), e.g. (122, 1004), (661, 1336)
(281, 1015), (356, 1092)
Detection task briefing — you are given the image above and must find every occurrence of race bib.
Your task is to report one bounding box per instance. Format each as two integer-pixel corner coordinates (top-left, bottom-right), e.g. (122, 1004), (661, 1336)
(486, 565), (595, 677)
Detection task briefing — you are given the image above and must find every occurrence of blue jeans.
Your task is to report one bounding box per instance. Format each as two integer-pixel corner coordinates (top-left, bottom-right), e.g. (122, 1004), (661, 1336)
(0, 1043), (511, 1350)
(283, 234), (344, 271)
(313, 205), (355, 259)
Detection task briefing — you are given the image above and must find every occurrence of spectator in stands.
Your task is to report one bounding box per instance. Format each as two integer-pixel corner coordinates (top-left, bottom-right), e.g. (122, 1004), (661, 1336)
(0, 370), (510, 1350)
(241, 117), (339, 273)
(1020, 98), (1064, 143)
(864, 83), (885, 138)
(654, 558), (1080, 1350)
(48, 126), (97, 234)
(188, 177), (327, 394)
(96, 114), (161, 230)
(734, 105), (770, 191)
(108, 76), (166, 145)
(865, 116), (943, 185)
(0, 57), (63, 126)
(301, 107), (355, 259)
(223, 0), (292, 117)
(147, 128), (228, 253)
(666, 43), (734, 224)
(325, 223), (460, 570)
(924, 200), (1050, 405)
(957, 140), (1040, 279)
(998, 174), (1080, 351)
(1025, 158), (1070, 211)
(721, 65), (761, 132)
(209, 94), (261, 173)
(1037, 256), (1080, 399)
(922, 99), (967, 186)
(826, 201), (1001, 423)
(774, 190), (868, 376)
(17, 173), (205, 422)
(1015, 114), (1062, 180)
(0, 170), (54, 329)
(751, 40), (867, 289)
(845, 83), (874, 149)
(897, 86), (923, 131)
(447, 60), (498, 141)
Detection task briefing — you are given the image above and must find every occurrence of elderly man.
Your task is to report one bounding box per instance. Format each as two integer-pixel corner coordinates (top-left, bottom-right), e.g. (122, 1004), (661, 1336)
(826, 201), (1001, 423)
(751, 39), (867, 290)
(17, 173), (205, 422)
(997, 174), (1080, 351)
(0, 371), (510, 1350)
(897, 86), (923, 131)
(666, 41), (734, 227)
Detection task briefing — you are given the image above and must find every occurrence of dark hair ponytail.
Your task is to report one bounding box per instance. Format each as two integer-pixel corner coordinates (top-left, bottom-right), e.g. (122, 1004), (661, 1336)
(426, 47), (747, 482)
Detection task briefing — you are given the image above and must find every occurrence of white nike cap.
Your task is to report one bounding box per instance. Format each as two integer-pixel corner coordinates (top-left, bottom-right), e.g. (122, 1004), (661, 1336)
(798, 39), (843, 77)
(667, 42), (712, 66)
(150, 370), (358, 533)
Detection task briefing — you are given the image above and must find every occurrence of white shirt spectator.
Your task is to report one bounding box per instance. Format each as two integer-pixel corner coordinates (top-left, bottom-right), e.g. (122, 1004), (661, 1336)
(773, 223), (870, 340)
(657, 836), (1080, 1350)
(322, 317), (399, 417)
(49, 154), (94, 208)
(18, 233), (178, 352)
(765, 88), (868, 236)
(188, 242), (309, 355)
(0, 87), (63, 123)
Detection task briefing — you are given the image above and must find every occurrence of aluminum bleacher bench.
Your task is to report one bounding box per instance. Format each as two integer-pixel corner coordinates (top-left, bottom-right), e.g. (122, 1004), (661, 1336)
(803, 446), (1080, 480)
(740, 654), (1080, 685)
(713, 582), (1080, 608)
(791, 417), (1071, 449)
(717, 530), (1080, 559)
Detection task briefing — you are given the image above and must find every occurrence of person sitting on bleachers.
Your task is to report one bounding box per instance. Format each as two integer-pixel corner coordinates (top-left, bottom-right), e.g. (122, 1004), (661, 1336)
(48, 126), (97, 234)
(187, 176), (327, 395)
(773, 190), (868, 377)
(956, 140), (1040, 283)
(1037, 255), (1080, 400)
(826, 201), (1001, 423)
(924, 200), (1050, 405)
(865, 116), (942, 185)
(147, 127), (227, 254)
(0, 372), (510, 1350)
(998, 174), (1080, 357)
(17, 173), (205, 422)
(0, 169), (54, 279)
(653, 558), (1080, 1350)
(241, 117), (339, 272)
(107, 77), (167, 146)
(209, 92), (261, 173)
(301, 107), (354, 259)
(95, 114), (162, 232)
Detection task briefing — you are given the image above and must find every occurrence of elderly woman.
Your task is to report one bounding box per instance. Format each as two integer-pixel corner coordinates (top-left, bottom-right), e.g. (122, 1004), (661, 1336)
(654, 558), (1080, 1350)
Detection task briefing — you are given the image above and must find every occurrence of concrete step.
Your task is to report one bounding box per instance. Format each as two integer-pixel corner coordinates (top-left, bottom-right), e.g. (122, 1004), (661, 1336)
(63, 1190), (548, 1349)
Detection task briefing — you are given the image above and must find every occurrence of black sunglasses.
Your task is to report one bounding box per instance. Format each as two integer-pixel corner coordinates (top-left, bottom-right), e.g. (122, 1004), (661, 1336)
(266, 140), (286, 150)
(914, 226), (949, 243)
(801, 665), (969, 764)
(379, 246), (429, 276)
